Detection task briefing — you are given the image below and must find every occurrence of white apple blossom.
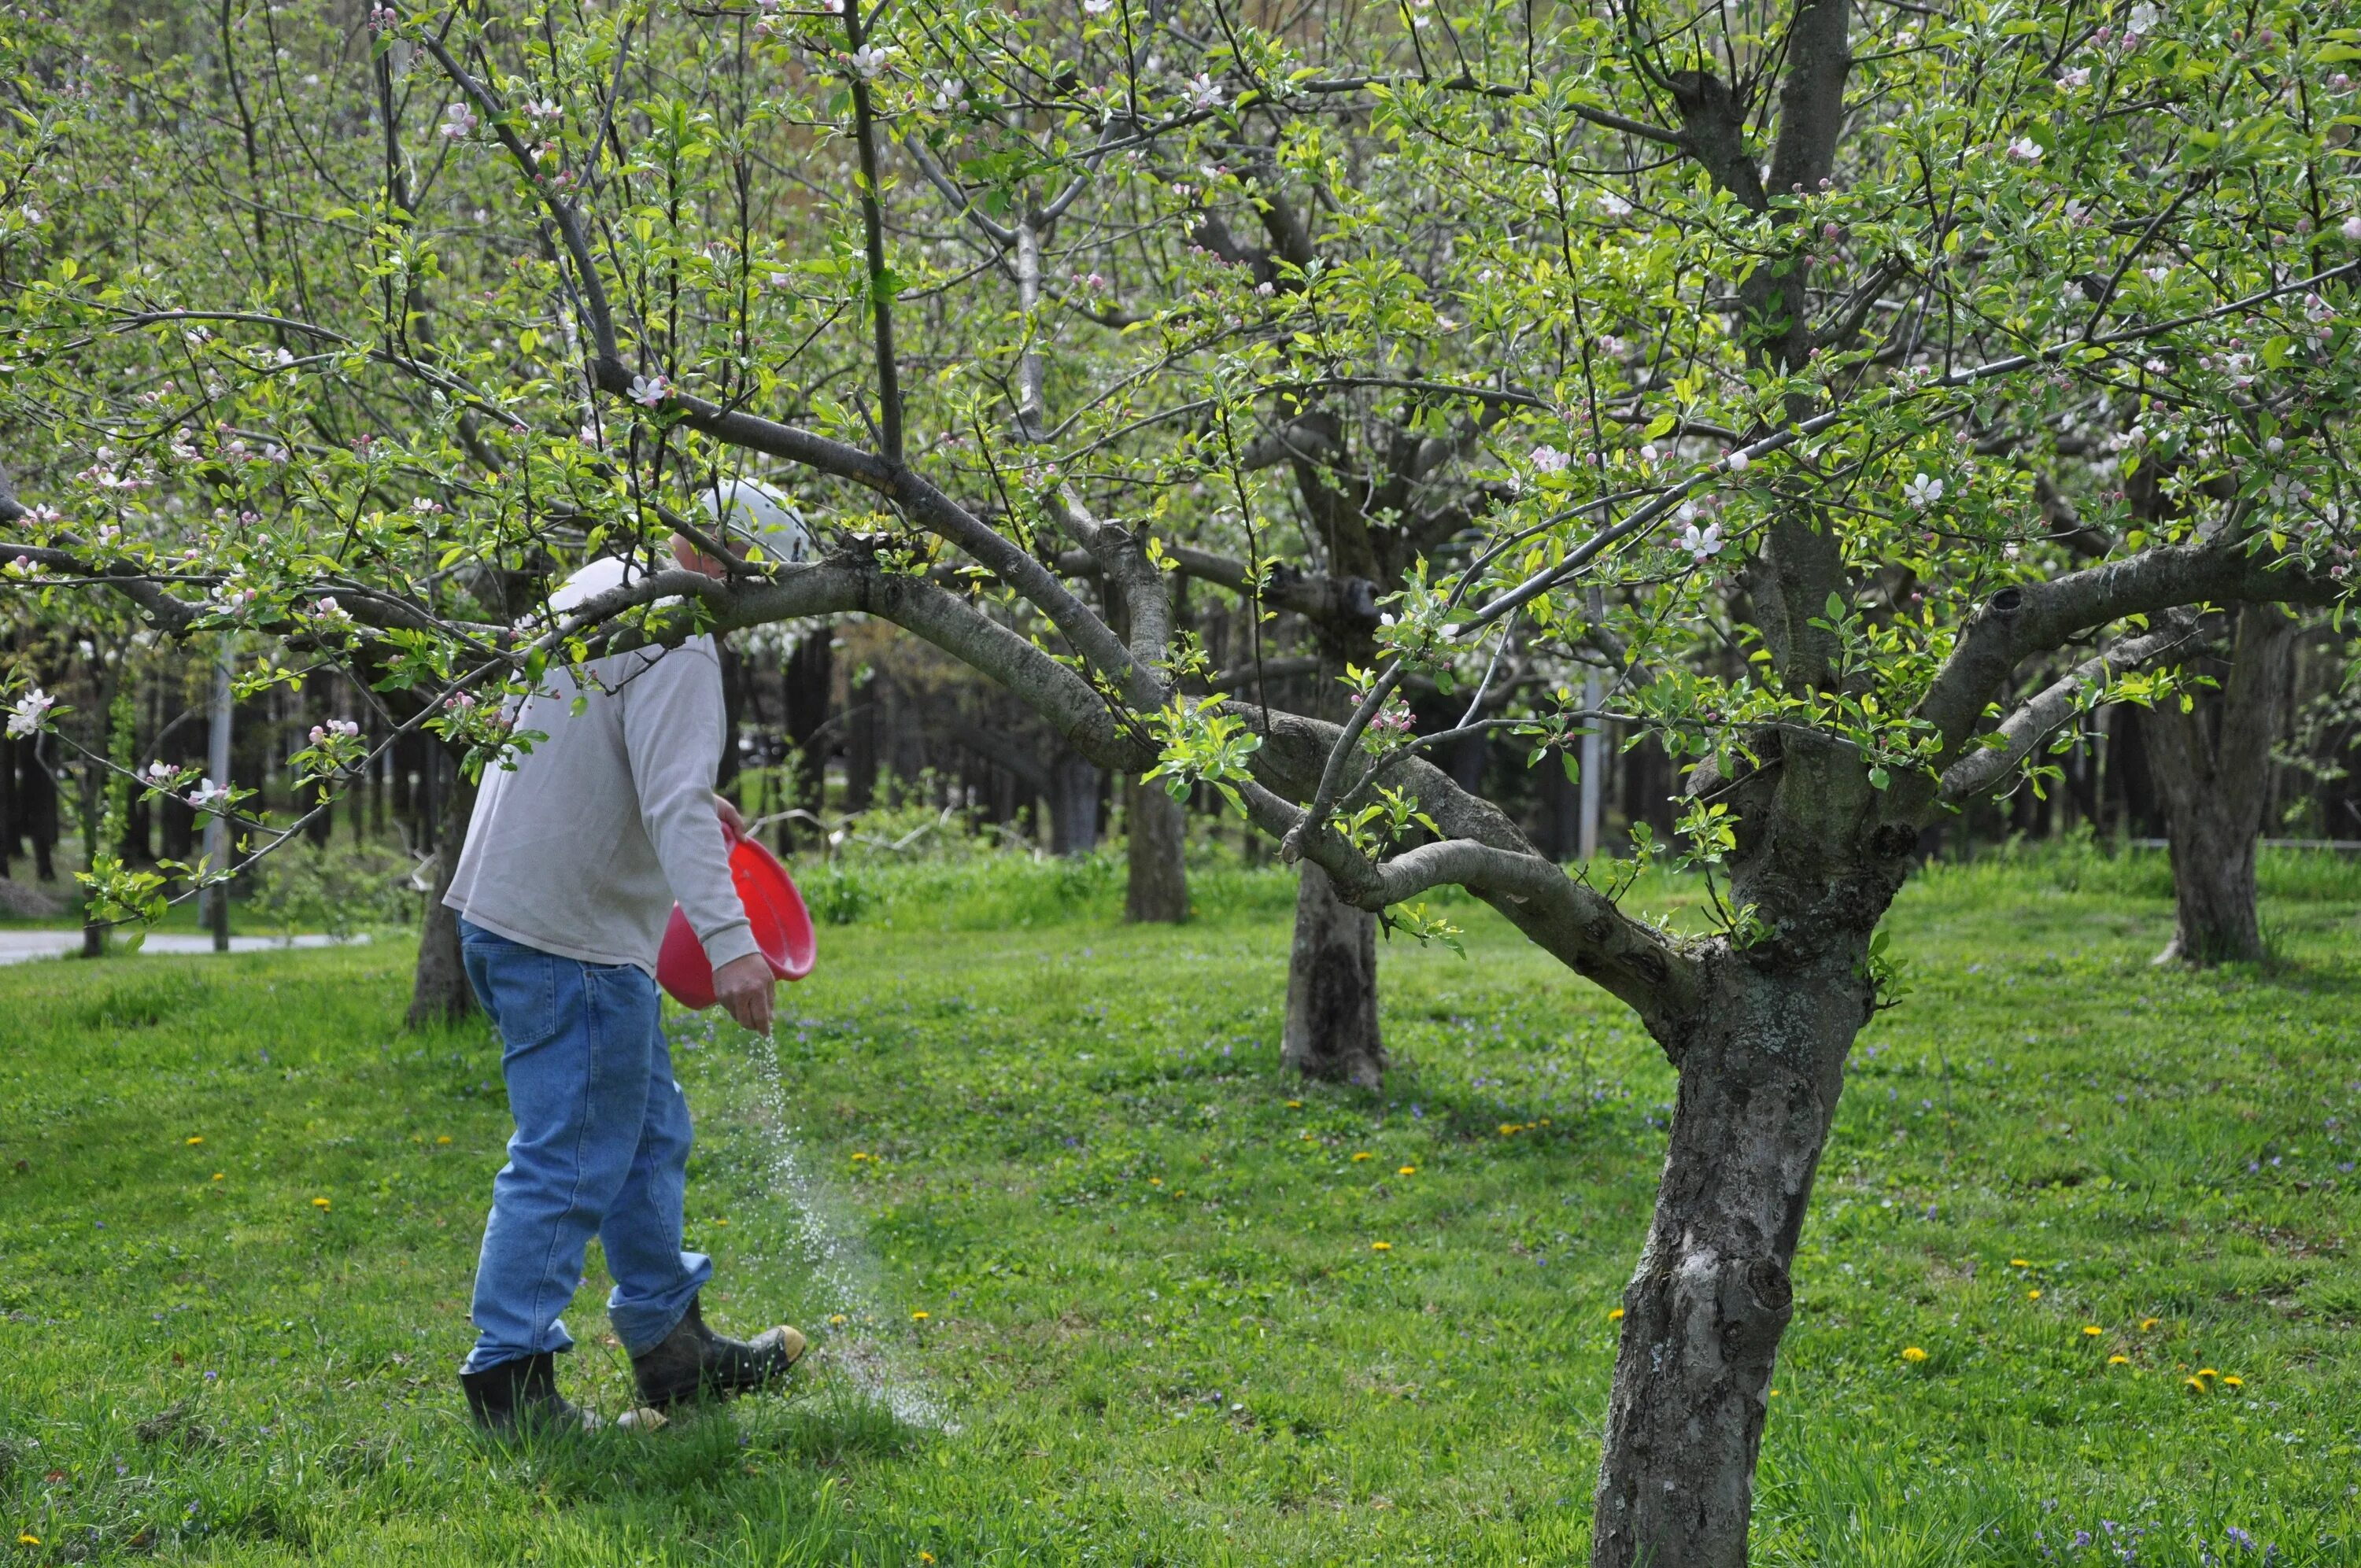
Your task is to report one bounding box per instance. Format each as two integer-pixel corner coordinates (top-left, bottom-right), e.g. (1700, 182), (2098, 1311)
(1726, 448), (1750, 473)
(1185, 74), (1225, 109)
(439, 101), (478, 139)
(2343, 216), (2361, 242)
(2126, 2), (2159, 35)
(1530, 445), (1571, 474)
(1679, 521), (1725, 563)
(848, 44), (895, 79)
(186, 777), (231, 812)
(6, 687), (55, 739)
(628, 373), (674, 407)
(1904, 472), (1944, 509)
(2006, 136), (2044, 163)
(2056, 67), (2091, 90)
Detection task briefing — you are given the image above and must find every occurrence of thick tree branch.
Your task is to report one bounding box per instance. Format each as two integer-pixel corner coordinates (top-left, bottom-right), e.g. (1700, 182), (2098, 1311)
(1236, 715), (1700, 1025)
(1934, 611), (2200, 802)
(1913, 540), (2343, 795)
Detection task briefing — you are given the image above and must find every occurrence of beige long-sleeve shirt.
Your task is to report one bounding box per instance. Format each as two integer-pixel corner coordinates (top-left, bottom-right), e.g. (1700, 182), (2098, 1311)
(443, 636), (759, 976)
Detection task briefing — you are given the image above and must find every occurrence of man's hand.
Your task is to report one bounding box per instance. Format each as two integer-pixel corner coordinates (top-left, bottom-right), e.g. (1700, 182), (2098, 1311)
(714, 792), (748, 839)
(712, 953), (776, 1036)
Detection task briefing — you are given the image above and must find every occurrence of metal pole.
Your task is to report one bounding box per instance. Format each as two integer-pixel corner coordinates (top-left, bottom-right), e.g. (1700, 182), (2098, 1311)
(205, 655), (231, 952)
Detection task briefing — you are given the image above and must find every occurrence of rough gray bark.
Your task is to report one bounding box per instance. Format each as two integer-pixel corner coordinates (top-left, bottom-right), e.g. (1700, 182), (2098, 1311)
(406, 774), (478, 1029)
(1124, 777), (1188, 922)
(1280, 863), (1385, 1087)
(1592, 945), (1868, 1568)
(2143, 605), (2298, 965)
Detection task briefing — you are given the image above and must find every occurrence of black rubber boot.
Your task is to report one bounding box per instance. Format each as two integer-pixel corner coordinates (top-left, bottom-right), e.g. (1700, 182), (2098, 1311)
(460, 1352), (600, 1433)
(629, 1298), (806, 1410)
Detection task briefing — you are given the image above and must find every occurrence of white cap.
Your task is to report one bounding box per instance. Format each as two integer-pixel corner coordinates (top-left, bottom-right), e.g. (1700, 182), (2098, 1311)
(700, 477), (812, 566)
(547, 555), (632, 614)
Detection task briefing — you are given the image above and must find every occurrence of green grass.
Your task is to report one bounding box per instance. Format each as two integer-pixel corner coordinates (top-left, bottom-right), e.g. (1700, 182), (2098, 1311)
(3, 853), (2359, 1565)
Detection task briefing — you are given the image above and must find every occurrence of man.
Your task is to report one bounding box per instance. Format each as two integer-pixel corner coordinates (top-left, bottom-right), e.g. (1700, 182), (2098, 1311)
(442, 487), (809, 1431)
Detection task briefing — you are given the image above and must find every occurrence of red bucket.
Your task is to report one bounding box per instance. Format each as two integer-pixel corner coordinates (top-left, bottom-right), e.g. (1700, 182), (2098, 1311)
(656, 826), (817, 1009)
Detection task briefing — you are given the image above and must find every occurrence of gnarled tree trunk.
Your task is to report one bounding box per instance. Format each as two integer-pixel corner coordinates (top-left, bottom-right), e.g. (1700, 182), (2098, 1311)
(1125, 776), (1188, 922)
(1591, 946), (1868, 1568)
(407, 773), (478, 1028)
(1281, 862), (1384, 1087)
(2142, 605), (2296, 966)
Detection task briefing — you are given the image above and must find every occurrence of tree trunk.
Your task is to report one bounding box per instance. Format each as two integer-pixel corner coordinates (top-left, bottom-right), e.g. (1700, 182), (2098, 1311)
(1124, 776), (1188, 922)
(1284, 627), (1386, 1087)
(406, 773), (478, 1029)
(782, 625), (834, 847)
(24, 737), (58, 882)
(1046, 753), (1102, 856)
(1280, 863), (1385, 1087)
(1591, 948), (1867, 1568)
(2142, 606), (2296, 965)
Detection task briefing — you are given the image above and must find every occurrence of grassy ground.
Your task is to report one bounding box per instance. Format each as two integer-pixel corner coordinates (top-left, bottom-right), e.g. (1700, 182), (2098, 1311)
(2, 850), (2358, 1566)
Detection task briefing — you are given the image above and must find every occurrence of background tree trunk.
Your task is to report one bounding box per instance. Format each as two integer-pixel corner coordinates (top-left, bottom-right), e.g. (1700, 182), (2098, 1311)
(1590, 949), (1866, 1568)
(1124, 776), (1188, 922)
(406, 773), (478, 1029)
(2143, 605), (2296, 965)
(1046, 753), (1102, 857)
(1280, 863), (1384, 1087)
(781, 625), (834, 849)
(1284, 629), (1385, 1085)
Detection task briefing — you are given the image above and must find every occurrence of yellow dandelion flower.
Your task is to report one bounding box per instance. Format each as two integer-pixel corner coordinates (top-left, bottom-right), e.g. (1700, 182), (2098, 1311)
(2027, 1289), (2041, 1301)
(713, 1217), (728, 1227)
(2009, 1258), (2030, 1268)
(1148, 1177), (1162, 1186)
(1901, 1346), (1929, 1363)
(1397, 1165), (1417, 1176)
(851, 1152), (871, 1161)
(436, 1135), (452, 1146)
(186, 1136), (204, 1146)
(1286, 1101), (1304, 1109)
(1369, 1241), (1392, 1252)
(2139, 1317), (2160, 1330)
(829, 1314), (848, 1325)
(2222, 1374), (2245, 1389)
(211, 1172), (224, 1182)
(2082, 1326), (2103, 1337)
(921, 1555), (937, 1566)
(2196, 1367), (2219, 1380)
(911, 1311), (930, 1321)
(1768, 1389), (1779, 1397)
(2183, 1376), (2207, 1393)
(1608, 1307), (1624, 1322)
(1351, 1152), (1373, 1162)
(311, 1197), (331, 1210)
(1498, 1123), (1520, 1136)
(19, 1534), (40, 1547)
(2108, 1355), (2131, 1366)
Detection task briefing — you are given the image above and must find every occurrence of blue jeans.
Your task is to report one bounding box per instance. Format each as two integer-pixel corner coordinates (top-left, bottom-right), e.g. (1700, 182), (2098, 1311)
(457, 918), (711, 1373)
